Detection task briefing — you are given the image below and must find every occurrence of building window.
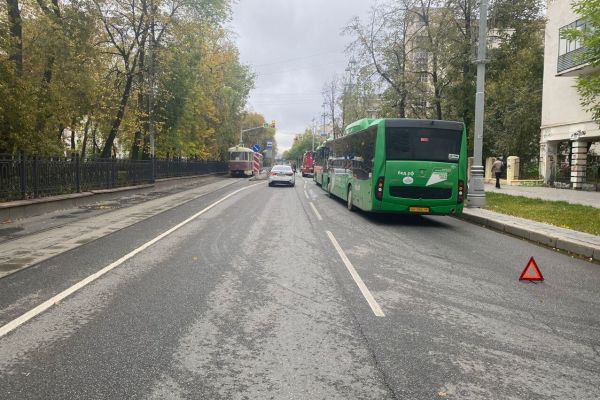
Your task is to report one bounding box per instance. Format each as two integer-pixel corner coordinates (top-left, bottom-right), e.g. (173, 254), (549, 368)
(418, 72), (428, 83)
(559, 19), (587, 56)
(414, 49), (428, 71)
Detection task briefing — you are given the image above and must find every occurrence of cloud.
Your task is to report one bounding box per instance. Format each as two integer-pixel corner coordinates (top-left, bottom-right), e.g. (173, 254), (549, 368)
(229, 0), (374, 154)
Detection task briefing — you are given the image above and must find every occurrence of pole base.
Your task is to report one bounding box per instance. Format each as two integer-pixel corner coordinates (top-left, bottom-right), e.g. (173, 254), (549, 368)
(467, 165), (486, 208)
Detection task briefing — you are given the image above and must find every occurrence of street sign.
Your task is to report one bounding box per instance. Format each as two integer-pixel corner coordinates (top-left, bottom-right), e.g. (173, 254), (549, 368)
(266, 141), (273, 150)
(252, 144), (260, 152)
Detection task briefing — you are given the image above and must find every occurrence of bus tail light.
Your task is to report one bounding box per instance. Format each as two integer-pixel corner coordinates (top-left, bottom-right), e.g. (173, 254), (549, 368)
(375, 177), (384, 201)
(458, 179), (465, 203)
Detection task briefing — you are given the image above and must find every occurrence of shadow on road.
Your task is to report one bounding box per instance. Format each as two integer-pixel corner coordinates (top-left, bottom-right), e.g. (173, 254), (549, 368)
(325, 194), (453, 229)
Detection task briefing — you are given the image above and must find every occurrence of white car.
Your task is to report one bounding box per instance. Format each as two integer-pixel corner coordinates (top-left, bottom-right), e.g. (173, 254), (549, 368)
(268, 165), (295, 187)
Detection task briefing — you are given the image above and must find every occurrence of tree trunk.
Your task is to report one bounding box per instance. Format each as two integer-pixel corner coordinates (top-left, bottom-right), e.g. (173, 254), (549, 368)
(92, 125), (98, 157)
(100, 71), (135, 158)
(132, 45), (146, 159)
(6, 0), (23, 77)
(81, 117), (91, 159)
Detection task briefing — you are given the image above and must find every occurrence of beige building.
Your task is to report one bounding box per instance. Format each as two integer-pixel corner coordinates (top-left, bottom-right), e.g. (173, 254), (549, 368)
(540, 0), (600, 189)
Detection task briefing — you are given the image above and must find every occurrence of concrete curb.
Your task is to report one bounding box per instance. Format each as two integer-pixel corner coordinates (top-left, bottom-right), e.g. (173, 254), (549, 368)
(457, 212), (600, 262)
(0, 175), (223, 222)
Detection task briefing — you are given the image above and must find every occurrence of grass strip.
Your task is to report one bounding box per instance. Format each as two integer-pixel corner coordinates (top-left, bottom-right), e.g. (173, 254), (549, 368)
(484, 192), (600, 236)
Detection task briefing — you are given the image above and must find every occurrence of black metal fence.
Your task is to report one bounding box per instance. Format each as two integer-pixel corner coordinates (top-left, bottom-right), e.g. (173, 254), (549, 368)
(519, 158), (541, 180)
(0, 153), (227, 202)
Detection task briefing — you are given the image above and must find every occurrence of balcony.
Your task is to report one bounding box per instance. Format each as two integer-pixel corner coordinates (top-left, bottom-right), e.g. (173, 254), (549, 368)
(557, 47), (590, 76)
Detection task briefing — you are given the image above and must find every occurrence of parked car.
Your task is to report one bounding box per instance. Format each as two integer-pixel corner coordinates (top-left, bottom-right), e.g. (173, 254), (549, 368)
(268, 165), (295, 187)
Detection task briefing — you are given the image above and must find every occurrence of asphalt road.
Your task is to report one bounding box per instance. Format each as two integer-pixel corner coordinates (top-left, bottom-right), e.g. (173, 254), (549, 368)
(0, 176), (599, 399)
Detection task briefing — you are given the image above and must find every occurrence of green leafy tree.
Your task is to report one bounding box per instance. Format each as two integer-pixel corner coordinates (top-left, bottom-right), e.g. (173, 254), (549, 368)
(283, 128), (324, 163)
(485, 0), (544, 162)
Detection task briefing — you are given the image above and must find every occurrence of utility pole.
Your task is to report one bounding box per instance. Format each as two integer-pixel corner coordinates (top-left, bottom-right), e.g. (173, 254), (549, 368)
(311, 117), (317, 151)
(322, 102), (327, 139)
(467, 0), (488, 208)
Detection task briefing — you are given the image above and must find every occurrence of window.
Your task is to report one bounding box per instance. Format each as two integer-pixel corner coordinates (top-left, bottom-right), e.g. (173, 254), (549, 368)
(414, 49), (428, 71)
(385, 127), (461, 163)
(418, 72), (428, 83)
(559, 19), (587, 56)
(230, 152), (249, 161)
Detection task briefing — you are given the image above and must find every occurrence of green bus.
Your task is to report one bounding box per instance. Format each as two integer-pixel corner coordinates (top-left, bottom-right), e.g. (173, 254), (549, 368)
(313, 141), (331, 187)
(323, 118), (467, 215)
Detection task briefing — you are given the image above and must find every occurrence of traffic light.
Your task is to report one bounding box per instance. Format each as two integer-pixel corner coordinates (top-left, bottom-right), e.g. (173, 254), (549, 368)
(269, 120), (276, 129)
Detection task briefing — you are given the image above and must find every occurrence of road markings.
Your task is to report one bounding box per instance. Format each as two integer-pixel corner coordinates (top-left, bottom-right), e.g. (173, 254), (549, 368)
(304, 190), (309, 199)
(326, 231), (385, 317)
(0, 183), (263, 339)
(309, 202), (323, 221)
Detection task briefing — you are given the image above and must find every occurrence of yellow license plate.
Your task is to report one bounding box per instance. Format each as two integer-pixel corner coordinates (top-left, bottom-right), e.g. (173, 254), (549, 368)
(409, 207), (430, 213)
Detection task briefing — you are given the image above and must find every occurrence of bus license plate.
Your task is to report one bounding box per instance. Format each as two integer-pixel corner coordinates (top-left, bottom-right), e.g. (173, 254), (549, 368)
(409, 207), (430, 213)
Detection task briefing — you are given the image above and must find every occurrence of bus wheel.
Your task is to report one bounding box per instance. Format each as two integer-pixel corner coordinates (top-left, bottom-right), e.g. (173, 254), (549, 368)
(347, 186), (355, 211)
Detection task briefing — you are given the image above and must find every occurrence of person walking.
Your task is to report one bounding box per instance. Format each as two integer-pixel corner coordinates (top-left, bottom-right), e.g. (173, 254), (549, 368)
(492, 156), (504, 189)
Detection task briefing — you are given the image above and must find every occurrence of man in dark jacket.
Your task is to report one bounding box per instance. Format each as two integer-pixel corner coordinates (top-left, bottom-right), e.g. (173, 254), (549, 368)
(492, 157), (504, 188)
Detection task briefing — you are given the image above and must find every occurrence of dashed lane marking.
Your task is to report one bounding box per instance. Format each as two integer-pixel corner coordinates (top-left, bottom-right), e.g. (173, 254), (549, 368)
(326, 231), (385, 317)
(309, 202), (323, 221)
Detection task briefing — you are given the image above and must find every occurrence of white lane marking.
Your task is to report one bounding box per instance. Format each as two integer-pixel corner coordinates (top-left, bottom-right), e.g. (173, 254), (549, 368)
(309, 202), (323, 221)
(325, 231), (385, 317)
(304, 190), (309, 199)
(0, 183), (263, 338)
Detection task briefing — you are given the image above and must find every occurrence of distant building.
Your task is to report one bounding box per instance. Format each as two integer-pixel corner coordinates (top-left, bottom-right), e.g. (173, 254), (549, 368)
(540, 0), (600, 189)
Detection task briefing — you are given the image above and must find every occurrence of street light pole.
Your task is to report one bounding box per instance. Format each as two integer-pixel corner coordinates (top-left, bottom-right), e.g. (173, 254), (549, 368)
(322, 102), (326, 139)
(467, 0), (489, 208)
(311, 117), (316, 152)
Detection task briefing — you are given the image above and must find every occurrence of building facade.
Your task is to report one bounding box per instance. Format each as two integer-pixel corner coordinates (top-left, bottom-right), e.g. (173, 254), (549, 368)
(540, 0), (600, 189)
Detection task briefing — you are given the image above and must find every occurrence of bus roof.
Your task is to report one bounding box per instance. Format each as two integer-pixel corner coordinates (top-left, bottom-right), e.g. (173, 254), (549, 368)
(343, 118), (463, 136)
(344, 118), (379, 135)
(228, 145), (254, 153)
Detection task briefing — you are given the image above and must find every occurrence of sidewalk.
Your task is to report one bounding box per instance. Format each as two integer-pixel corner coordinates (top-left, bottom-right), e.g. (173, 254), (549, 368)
(460, 185), (600, 262)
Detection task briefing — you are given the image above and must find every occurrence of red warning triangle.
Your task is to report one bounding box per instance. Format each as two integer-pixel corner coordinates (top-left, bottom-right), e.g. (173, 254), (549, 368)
(519, 257), (544, 281)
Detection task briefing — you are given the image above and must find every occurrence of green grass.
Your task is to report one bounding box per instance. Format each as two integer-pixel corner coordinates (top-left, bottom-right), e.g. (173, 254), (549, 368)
(485, 192), (600, 236)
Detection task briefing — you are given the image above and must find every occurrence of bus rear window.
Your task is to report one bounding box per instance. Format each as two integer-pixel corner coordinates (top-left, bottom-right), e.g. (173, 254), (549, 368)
(385, 127), (461, 162)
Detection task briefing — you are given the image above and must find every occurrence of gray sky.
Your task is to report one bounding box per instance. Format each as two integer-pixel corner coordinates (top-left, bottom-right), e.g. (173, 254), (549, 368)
(230, 0), (375, 154)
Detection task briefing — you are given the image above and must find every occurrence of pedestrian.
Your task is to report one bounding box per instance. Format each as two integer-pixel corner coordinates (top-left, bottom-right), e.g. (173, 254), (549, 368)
(492, 156), (504, 189)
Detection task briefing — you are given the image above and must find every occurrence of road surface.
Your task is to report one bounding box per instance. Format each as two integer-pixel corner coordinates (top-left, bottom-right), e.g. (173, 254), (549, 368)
(1, 176), (599, 399)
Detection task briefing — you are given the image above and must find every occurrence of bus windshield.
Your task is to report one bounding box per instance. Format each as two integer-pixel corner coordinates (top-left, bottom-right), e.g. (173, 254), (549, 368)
(385, 127), (461, 163)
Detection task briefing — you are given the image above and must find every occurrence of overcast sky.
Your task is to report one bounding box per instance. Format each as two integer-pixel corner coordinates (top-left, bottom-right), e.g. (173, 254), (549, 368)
(229, 0), (375, 154)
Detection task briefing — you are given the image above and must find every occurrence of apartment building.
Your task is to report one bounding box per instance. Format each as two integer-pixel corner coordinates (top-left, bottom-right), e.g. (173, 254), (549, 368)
(540, 0), (600, 189)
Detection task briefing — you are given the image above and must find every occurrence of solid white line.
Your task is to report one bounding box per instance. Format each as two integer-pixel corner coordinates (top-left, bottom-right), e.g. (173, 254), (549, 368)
(0, 183), (263, 338)
(326, 231), (385, 317)
(309, 202), (323, 221)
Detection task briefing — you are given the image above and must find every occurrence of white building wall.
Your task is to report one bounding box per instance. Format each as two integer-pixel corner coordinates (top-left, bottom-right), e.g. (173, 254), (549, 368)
(540, 0), (600, 188)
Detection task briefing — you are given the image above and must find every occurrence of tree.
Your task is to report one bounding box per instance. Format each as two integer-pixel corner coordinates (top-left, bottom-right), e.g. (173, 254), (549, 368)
(484, 0), (544, 161)
(322, 76), (342, 138)
(345, 2), (414, 119)
(283, 129), (324, 163)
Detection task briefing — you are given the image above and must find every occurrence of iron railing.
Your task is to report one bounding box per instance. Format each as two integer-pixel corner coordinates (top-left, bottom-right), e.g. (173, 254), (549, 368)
(0, 153), (227, 202)
(519, 159), (541, 180)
